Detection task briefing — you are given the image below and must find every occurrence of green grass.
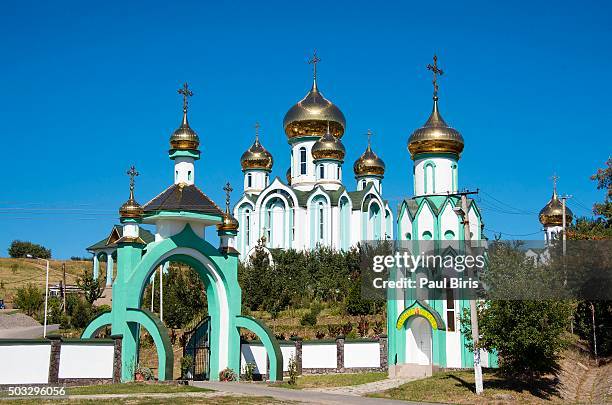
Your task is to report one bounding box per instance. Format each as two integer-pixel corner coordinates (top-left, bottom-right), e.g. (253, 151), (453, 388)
(274, 372), (387, 389)
(68, 383), (211, 395)
(370, 370), (562, 404)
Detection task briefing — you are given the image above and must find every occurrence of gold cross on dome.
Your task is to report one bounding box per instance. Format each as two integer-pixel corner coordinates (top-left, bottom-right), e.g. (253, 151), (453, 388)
(427, 55), (444, 99)
(254, 122), (260, 141)
(308, 50), (321, 82)
(551, 173), (559, 193)
(366, 129), (373, 146)
(223, 182), (233, 210)
(177, 82), (194, 113)
(127, 165), (139, 191)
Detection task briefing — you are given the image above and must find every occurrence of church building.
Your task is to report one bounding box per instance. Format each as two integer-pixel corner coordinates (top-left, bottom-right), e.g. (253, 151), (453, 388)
(388, 56), (496, 377)
(233, 55), (393, 258)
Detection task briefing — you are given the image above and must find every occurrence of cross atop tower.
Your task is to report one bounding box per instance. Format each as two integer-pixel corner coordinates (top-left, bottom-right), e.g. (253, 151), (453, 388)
(308, 50), (321, 84)
(366, 129), (373, 147)
(178, 82), (194, 113)
(223, 182), (233, 211)
(127, 165), (139, 192)
(427, 55), (444, 99)
(551, 173), (559, 194)
(254, 122), (260, 141)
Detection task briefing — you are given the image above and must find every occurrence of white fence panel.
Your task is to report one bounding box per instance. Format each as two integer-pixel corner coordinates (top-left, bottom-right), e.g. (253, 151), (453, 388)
(344, 342), (380, 368)
(0, 344), (51, 384)
(58, 344), (114, 379)
(302, 343), (337, 369)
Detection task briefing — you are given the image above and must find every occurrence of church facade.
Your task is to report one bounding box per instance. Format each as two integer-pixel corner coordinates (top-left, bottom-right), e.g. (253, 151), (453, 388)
(233, 56), (393, 258)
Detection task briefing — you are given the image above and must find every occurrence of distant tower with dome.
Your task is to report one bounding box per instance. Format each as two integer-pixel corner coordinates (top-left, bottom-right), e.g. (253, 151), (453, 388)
(233, 52), (393, 257)
(539, 176), (573, 244)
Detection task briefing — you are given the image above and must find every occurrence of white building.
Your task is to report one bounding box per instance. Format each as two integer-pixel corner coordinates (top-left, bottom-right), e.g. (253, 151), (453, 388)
(233, 58), (393, 258)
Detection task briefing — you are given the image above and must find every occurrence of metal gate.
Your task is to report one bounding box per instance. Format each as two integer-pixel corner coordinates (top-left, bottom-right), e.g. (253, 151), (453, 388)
(183, 316), (210, 380)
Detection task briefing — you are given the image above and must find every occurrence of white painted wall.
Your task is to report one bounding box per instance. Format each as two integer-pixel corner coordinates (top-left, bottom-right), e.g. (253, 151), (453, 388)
(281, 345), (297, 372)
(413, 157), (457, 196)
(344, 342), (380, 368)
(174, 157), (195, 185)
(244, 170), (269, 194)
(302, 343), (337, 369)
(58, 344), (114, 379)
(241, 344), (267, 375)
(0, 344), (51, 384)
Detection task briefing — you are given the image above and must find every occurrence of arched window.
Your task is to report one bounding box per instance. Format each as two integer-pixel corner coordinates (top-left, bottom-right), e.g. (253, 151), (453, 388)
(424, 161), (436, 194)
(247, 173), (252, 188)
(318, 202), (324, 240)
(300, 147), (307, 175)
(337, 167), (341, 179)
(444, 230), (455, 240)
(245, 210), (251, 245)
(451, 163), (458, 191)
(319, 165), (325, 179)
(361, 180), (366, 189)
(265, 174), (269, 186)
(188, 171), (192, 181)
(422, 231), (432, 240)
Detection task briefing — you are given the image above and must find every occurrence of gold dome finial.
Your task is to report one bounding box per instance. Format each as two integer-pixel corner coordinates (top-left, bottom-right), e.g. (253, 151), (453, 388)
(240, 122), (274, 171)
(354, 130), (385, 177)
(408, 55), (464, 159)
(427, 54), (444, 100)
(119, 165), (144, 218)
(308, 50), (321, 90)
(218, 182), (239, 231)
(312, 121), (346, 161)
(170, 82), (200, 150)
(283, 52), (346, 139)
(539, 175), (573, 227)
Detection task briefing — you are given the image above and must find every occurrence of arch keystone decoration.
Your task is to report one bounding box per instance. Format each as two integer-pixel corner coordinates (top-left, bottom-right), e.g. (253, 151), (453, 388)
(396, 300), (445, 331)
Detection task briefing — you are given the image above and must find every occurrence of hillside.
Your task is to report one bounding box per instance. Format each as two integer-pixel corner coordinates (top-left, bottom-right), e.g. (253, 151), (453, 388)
(0, 258), (92, 307)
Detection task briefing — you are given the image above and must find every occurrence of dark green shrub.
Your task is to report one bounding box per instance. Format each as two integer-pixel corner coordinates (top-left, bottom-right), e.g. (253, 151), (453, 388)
(13, 283), (43, 316)
(8, 240), (51, 259)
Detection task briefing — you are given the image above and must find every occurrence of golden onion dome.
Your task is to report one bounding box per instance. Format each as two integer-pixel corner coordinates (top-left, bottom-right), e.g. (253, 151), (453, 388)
(119, 185), (143, 219)
(539, 186), (573, 227)
(408, 97), (464, 159)
(170, 111), (200, 150)
(311, 125), (346, 161)
(354, 141), (385, 178)
(240, 132), (273, 172)
(283, 57), (345, 140)
(217, 208), (239, 231)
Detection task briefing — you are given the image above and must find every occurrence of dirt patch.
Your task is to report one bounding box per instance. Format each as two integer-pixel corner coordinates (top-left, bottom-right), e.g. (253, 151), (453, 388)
(0, 312), (41, 329)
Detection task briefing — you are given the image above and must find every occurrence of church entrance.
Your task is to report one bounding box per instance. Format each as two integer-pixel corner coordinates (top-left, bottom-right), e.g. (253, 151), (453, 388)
(183, 317), (211, 380)
(406, 316), (432, 365)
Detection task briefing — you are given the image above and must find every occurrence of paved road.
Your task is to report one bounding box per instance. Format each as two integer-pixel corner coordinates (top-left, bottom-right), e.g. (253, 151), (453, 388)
(192, 381), (433, 404)
(0, 324), (59, 339)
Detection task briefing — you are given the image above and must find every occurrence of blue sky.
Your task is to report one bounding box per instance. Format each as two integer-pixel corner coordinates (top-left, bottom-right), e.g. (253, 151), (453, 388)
(0, 1), (610, 258)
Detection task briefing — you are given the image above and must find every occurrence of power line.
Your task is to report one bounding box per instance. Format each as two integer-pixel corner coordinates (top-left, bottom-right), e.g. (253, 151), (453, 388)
(484, 227), (542, 237)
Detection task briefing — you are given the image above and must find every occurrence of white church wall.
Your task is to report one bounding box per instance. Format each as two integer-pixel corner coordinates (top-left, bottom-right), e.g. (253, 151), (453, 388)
(0, 344), (51, 384)
(173, 157), (195, 185)
(58, 344), (114, 379)
(440, 203), (459, 240)
(291, 140), (317, 190)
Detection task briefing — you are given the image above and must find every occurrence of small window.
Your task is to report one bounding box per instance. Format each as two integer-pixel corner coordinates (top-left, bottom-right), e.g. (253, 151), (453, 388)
(245, 211), (250, 244)
(422, 231), (432, 240)
(319, 165), (325, 179)
(337, 167), (341, 179)
(444, 230), (455, 240)
(247, 173), (252, 188)
(361, 180), (366, 188)
(318, 202), (324, 240)
(188, 171), (192, 181)
(265, 174), (269, 186)
(446, 289), (455, 331)
(405, 232), (412, 240)
(300, 147), (307, 175)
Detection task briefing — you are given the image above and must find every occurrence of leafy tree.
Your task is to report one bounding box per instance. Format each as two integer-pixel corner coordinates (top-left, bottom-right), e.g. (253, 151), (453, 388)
(13, 283), (44, 316)
(71, 298), (92, 328)
(591, 157), (612, 224)
(77, 270), (104, 304)
(8, 240), (51, 259)
(463, 243), (573, 378)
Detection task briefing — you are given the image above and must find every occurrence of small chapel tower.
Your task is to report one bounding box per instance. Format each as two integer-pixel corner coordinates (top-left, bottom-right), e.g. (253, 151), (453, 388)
(117, 166), (144, 243)
(240, 123), (273, 194)
(312, 122), (346, 190)
(538, 176), (573, 244)
(169, 83), (200, 186)
(354, 129), (385, 193)
(407, 55), (463, 196)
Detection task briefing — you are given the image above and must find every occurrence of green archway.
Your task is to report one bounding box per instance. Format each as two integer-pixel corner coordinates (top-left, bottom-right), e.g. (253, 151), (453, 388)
(82, 224), (283, 382)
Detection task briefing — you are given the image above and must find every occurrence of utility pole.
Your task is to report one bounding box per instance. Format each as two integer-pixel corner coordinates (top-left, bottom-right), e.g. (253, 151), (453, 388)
(62, 262), (66, 314)
(560, 195), (572, 256)
(454, 189), (483, 395)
